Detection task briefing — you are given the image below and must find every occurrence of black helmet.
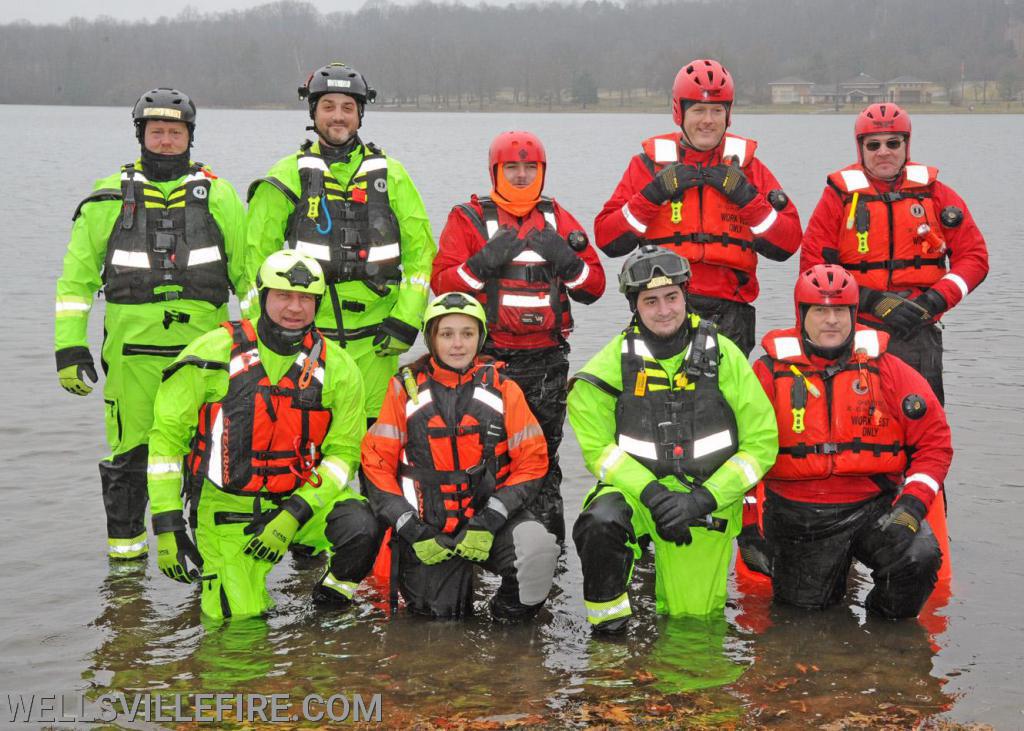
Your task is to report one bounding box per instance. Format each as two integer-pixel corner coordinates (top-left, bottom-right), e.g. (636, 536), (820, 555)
(618, 245), (691, 298)
(299, 62), (377, 118)
(132, 87), (196, 143)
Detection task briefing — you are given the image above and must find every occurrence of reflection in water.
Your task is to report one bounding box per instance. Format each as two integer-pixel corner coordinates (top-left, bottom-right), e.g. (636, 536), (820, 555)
(732, 575), (953, 727)
(78, 545), (956, 725)
(84, 562), (203, 693)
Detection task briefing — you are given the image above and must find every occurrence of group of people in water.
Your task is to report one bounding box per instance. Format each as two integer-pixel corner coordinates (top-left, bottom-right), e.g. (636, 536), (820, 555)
(56, 58), (987, 630)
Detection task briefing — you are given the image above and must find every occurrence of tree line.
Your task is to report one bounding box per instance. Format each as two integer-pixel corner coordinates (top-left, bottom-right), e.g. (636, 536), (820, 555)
(1, 0), (1022, 109)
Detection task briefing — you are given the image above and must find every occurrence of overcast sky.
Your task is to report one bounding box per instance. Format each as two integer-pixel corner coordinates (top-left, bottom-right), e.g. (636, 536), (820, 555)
(0, 0), (426, 25)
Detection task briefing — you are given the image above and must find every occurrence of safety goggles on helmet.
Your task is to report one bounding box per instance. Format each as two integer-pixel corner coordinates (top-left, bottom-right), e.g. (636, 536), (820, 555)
(618, 246), (691, 295)
(863, 138), (905, 152)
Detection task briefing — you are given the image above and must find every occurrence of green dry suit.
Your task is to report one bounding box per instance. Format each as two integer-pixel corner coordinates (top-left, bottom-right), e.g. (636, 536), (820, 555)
(246, 140), (435, 418)
(55, 160), (247, 558)
(569, 315), (778, 619)
(147, 319), (374, 619)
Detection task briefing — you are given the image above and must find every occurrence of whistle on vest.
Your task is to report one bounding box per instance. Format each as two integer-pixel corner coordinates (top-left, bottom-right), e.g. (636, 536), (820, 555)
(853, 196), (870, 254)
(634, 370), (648, 397)
(790, 376), (808, 434)
(401, 367), (420, 405)
(916, 223), (946, 254)
(670, 201), (683, 225)
(306, 195), (322, 221)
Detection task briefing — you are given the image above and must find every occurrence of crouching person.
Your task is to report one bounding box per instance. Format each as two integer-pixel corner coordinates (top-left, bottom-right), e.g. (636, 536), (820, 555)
(570, 246), (778, 633)
(754, 264), (950, 619)
(361, 293), (559, 620)
(147, 251), (381, 619)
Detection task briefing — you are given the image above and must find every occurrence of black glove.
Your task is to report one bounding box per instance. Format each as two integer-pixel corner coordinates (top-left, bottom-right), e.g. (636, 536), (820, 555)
(639, 481), (717, 546)
(911, 289), (948, 319)
(372, 316), (420, 356)
(702, 162), (759, 208)
(737, 524), (773, 577)
(865, 495), (927, 572)
(641, 163), (703, 205)
(528, 228), (585, 281)
(465, 226), (525, 279)
(869, 291), (932, 338)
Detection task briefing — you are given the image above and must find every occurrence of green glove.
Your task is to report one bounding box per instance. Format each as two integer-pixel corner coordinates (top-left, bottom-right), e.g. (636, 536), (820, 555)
(58, 362), (98, 396)
(453, 529), (495, 562)
(412, 537), (455, 565)
(156, 531), (201, 583)
(243, 502), (305, 564)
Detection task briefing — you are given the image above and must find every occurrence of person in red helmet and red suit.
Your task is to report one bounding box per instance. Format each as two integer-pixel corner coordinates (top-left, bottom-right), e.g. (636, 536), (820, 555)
(594, 59), (801, 357)
(801, 102), (989, 406)
(753, 264), (951, 619)
(431, 131), (606, 542)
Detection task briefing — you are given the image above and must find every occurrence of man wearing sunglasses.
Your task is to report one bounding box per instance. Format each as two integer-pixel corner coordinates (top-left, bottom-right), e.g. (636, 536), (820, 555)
(594, 59), (802, 356)
(569, 246), (777, 631)
(801, 102), (989, 406)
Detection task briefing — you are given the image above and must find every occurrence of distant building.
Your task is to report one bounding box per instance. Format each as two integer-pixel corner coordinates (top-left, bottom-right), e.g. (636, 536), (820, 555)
(768, 77), (814, 104)
(886, 76), (933, 104)
(769, 72), (935, 105)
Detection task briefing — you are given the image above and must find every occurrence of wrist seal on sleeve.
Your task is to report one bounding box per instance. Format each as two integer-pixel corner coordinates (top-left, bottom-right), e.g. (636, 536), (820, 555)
(152, 510), (187, 535)
(55, 345), (94, 371)
(281, 495), (315, 526)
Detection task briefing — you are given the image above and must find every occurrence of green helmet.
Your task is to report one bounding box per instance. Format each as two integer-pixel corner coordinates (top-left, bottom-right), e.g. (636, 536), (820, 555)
(423, 292), (488, 347)
(618, 245), (691, 297)
(256, 250), (326, 297)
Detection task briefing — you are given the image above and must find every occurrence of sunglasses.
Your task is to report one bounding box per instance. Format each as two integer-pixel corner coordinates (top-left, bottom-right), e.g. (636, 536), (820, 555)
(863, 138), (905, 152)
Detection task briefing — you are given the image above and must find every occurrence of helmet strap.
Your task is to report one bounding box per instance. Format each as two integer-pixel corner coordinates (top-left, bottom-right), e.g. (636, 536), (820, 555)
(317, 134), (361, 164)
(256, 289), (316, 356)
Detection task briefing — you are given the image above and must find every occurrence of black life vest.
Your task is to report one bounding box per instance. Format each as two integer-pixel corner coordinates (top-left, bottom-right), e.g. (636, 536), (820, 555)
(456, 197), (573, 340)
(283, 142), (402, 290)
(614, 319), (738, 483)
(89, 162), (229, 306)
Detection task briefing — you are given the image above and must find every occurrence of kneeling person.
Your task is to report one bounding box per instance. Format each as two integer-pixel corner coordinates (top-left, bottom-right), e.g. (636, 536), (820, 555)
(362, 293), (558, 620)
(754, 265), (950, 619)
(148, 251), (380, 619)
(570, 246), (778, 631)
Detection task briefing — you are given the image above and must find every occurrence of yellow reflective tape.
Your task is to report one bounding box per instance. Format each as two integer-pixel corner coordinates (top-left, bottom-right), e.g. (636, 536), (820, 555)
(585, 592), (631, 624)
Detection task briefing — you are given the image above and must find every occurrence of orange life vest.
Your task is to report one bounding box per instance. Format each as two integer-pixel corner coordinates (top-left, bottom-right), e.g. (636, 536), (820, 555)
(760, 326), (907, 481)
(187, 320), (332, 495)
(640, 132), (759, 275)
(399, 363), (512, 534)
(824, 163), (948, 290)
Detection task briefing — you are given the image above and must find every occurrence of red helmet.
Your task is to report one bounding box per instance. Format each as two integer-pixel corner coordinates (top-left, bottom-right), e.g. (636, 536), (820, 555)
(855, 103), (911, 160)
(672, 59), (734, 127)
(794, 264), (859, 323)
(488, 131), (546, 186)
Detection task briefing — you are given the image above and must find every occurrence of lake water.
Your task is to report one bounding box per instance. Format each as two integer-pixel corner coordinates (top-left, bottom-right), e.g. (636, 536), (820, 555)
(1, 105), (1021, 727)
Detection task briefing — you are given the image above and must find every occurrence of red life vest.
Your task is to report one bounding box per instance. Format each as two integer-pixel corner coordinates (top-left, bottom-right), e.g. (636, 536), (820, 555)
(824, 163), (947, 290)
(188, 320), (332, 495)
(456, 196), (573, 344)
(640, 132), (759, 275)
(760, 325), (907, 481)
(399, 362), (511, 534)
